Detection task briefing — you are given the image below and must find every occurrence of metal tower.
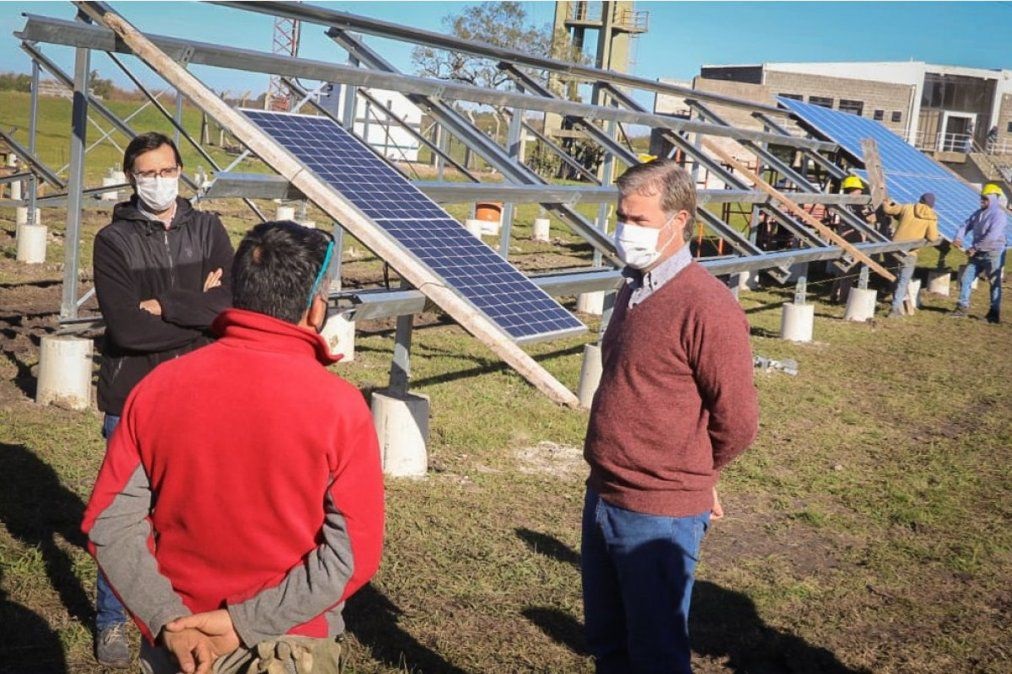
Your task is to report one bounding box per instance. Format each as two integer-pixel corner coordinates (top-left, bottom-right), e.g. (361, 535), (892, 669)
(266, 13), (301, 111)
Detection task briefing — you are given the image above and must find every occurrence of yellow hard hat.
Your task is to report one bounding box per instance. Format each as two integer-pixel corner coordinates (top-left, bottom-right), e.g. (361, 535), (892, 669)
(638, 153), (658, 163)
(981, 183), (1003, 197)
(841, 175), (864, 191)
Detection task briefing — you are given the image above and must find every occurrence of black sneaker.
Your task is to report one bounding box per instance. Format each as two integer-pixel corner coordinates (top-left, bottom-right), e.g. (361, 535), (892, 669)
(949, 306), (969, 318)
(95, 622), (131, 668)
(986, 311), (1001, 324)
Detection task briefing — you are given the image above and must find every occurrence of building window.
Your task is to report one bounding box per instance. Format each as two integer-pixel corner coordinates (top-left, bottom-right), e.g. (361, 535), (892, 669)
(891, 111), (903, 123)
(809, 96), (833, 108)
(779, 93), (803, 101)
(839, 99), (864, 116)
(1007, 121), (1012, 133)
(873, 110), (885, 120)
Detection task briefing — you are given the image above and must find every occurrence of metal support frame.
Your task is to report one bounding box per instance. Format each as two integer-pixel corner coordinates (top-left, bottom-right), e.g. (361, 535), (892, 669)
(325, 27), (621, 264)
(0, 128), (65, 190)
(499, 105), (524, 258)
(61, 12), (91, 320)
(27, 61), (40, 222)
(17, 15), (837, 152)
(793, 265), (809, 304)
(689, 100), (885, 244)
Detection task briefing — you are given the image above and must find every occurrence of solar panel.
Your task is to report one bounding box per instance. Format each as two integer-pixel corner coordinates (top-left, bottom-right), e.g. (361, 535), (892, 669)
(779, 97), (1011, 244)
(241, 110), (584, 343)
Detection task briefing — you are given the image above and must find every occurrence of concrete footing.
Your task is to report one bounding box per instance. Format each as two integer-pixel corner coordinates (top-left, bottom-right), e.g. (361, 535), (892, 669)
(843, 287), (877, 322)
(780, 302), (814, 342)
(36, 336), (93, 409)
(321, 314), (355, 362)
(903, 279), (922, 315)
(276, 205), (296, 221)
(577, 290), (604, 316)
(532, 217), (551, 242)
(16, 223), (47, 264)
(9, 178), (21, 201)
(372, 389), (429, 477)
(577, 343), (603, 409)
(296, 220), (316, 229)
(926, 271), (950, 296)
(736, 270), (759, 292)
(15, 207), (41, 226)
(464, 219), (485, 239)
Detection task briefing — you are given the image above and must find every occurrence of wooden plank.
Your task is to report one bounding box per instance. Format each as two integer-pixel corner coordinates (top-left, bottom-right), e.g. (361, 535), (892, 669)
(700, 138), (895, 282)
(76, 1), (582, 408)
(861, 138), (888, 210)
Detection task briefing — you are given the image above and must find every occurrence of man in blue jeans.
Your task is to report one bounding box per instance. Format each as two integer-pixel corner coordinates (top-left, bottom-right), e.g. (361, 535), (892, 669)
(951, 186), (1008, 324)
(582, 160), (759, 673)
(92, 132), (233, 666)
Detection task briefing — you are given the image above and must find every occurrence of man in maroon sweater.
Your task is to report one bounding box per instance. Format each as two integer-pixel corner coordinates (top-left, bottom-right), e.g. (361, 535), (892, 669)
(84, 222), (384, 674)
(582, 160), (759, 673)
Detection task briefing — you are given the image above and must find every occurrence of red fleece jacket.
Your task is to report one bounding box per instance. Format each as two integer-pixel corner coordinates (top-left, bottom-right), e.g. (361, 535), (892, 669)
(83, 308), (384, 646)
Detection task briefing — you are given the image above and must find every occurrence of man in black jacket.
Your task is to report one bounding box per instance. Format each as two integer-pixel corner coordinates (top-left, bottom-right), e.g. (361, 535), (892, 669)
(91, 132), (234, 667)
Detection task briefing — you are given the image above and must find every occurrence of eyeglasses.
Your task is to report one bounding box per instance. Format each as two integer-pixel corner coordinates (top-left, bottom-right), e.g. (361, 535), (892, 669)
(132, 166), (181, 180)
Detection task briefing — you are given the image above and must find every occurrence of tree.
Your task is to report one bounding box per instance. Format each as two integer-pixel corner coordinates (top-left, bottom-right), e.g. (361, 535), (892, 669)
(411, 3), (585, 148)
(412, 2), (554, 91)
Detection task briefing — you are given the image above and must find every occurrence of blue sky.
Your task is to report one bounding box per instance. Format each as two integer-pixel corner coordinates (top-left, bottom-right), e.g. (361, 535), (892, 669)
(1, 2), (1009, 97)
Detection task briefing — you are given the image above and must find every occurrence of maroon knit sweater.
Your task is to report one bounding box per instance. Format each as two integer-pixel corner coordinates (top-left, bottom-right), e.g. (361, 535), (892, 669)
(584, 262), (759, 517)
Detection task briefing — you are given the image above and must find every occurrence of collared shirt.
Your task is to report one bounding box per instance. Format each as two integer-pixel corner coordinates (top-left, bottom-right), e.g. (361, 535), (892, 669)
(623, 244), (693, 309)
(138, 200), (177, 229)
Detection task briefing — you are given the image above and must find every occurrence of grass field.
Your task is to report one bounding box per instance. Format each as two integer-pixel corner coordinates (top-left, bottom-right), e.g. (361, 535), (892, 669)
(1, 92), (1010, 673)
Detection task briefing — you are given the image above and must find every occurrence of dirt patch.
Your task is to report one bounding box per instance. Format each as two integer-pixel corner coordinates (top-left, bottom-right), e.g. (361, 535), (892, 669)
(514, 441), (585, 479)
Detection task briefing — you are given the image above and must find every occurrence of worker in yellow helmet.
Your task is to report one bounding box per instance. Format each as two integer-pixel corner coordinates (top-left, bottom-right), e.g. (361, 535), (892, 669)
(951, 183), (1007, 323)
(827, 175), (877, 302)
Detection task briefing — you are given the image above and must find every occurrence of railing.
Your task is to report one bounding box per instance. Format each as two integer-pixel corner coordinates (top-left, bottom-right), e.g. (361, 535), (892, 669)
(913, 130), (1011, 156)
(614, 7), (649, 31)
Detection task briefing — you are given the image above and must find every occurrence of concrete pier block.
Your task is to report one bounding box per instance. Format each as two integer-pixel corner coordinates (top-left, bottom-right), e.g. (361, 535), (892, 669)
(577, 343), (603, 409)
(16, 223), (47, 264)
(36, 336), (93, 409)
(532, 217), (551, 242)
(926, 271), (950, 296)
(464, 219), (486, 239)
(275, 205), (296, 221)
(843, 287), (877, 322)
(320, 313), (355, 363)
(780, 302), (814, 342)
(15, 207), (41, 226)
(577, 291), (605, 316)
(903, 278), (922, 315)
(372, 389), (429, 477)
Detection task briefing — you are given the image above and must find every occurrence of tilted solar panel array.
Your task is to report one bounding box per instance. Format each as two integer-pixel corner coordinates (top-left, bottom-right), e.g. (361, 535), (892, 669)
(779, 97), (1010, 244)
(241, 110), (584, 343)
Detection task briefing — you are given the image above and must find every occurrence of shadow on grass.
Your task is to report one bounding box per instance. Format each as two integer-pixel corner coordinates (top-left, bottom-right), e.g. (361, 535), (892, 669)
(0, 442), (92, 672)
(692, 581), (870, 674)
(517, 529), (867, 673)
(0, 586), (67, 673)
(344, 584), (468, 674)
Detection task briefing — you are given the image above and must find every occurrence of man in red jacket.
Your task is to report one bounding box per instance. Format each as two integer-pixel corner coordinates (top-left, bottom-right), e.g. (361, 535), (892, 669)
(83, 221), (384, 674)
(582, 160), (759, 673)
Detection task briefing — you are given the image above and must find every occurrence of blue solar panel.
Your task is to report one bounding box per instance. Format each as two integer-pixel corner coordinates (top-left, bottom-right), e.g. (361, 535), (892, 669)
(241, 110), (584, 342)
(780, 97), (1011, 244)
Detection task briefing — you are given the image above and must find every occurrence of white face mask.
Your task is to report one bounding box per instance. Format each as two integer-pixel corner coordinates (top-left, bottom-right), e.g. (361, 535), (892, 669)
(135, 176), (178, 212)
(614, 214), (675, 270)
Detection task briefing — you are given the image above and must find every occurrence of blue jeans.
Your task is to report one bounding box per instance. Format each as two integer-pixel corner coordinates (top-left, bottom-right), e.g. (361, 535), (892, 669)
(96, 414), (129, 631)
(581, 488), (710, 674)
(957, 250), (1004, 316)
(891, 256), (917, 313)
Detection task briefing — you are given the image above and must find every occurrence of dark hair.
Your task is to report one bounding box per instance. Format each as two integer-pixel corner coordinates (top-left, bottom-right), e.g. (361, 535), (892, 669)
(232, 221), (333, 324)
(122, 132), (183, 174)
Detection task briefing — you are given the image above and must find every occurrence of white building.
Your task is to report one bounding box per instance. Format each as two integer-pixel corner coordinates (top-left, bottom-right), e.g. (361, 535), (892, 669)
(317, 83), (423, 162)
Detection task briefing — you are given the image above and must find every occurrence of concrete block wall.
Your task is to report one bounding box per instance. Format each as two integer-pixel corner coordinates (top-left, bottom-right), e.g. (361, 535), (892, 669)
(763, 71), (912, 135)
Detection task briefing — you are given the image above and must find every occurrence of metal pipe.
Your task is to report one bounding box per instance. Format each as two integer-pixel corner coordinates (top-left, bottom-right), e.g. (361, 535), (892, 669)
(61, 16), (90, 321)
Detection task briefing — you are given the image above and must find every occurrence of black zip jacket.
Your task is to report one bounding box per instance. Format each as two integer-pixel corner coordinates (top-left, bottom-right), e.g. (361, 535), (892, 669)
(93, 196), (234, 415)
